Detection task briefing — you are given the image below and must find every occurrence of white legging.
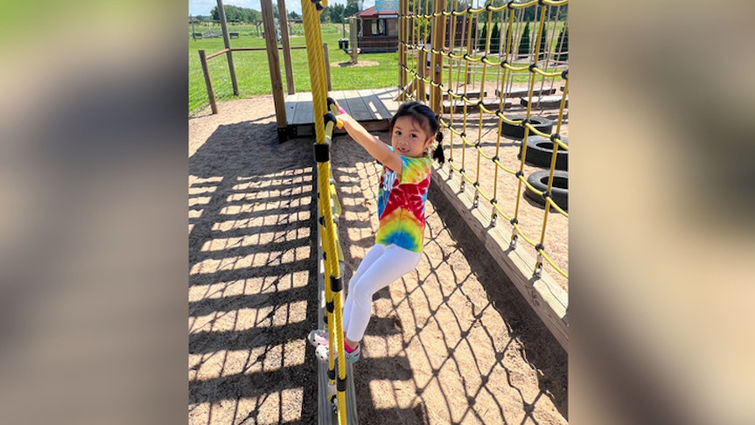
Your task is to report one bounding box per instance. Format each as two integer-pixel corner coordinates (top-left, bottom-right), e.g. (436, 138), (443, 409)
(342, 243), (421, 342)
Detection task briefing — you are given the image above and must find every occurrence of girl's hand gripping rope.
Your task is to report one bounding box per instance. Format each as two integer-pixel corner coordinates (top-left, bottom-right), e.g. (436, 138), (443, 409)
(327, 97), (346, 129)
(333, 108), (403, 173)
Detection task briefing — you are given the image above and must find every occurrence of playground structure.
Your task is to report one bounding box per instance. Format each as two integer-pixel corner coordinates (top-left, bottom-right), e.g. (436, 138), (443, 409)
(196, 0), (335, 141)
(190, 1), (568, 424)
(397, 0), (569, 347)
(299, 1), (568, 422)
(300, 4), (357, 424)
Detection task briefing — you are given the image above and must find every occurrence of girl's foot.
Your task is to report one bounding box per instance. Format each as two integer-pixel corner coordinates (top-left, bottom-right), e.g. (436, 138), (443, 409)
(315, 342), (361, 363)
(308, 329), (329, 347)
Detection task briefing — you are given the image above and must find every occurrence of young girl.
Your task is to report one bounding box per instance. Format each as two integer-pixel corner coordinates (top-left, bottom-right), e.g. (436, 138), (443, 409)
(309, 101), (445, 363)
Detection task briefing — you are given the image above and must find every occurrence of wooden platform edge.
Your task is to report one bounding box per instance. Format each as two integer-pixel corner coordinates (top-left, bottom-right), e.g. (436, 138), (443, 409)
(430, 166), (569, 351)
(291, 119), (389, 138)
(315, 167), (359, 425)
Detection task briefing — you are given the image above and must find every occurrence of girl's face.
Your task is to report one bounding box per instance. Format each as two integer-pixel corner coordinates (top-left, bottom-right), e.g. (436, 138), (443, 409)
(391, 116), (435, 158)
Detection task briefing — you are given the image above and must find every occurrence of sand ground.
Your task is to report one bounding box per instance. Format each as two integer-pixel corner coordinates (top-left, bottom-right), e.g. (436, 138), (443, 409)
(188, 95), (567, 424)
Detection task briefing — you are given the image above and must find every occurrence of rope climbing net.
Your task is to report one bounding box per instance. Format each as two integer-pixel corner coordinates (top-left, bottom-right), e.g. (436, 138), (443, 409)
(301, 1), (355, 424)
(399, 0), (569, 280)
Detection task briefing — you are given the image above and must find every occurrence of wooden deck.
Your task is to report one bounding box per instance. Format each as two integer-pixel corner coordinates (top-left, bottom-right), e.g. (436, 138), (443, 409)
(285, 88), (399, 137)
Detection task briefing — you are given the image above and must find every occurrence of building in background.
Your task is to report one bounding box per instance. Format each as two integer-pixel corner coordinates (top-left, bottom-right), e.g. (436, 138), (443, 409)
(354, 4), (399, 53)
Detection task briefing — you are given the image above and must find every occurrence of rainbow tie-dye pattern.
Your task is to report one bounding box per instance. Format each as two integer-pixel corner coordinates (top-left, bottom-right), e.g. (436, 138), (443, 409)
(375, 153), (433, 252)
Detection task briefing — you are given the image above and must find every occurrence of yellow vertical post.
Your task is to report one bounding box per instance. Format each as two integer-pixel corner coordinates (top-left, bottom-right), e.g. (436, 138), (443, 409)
(512, 2), (548, 247)
(535, 75), (569, 277)
(446, 1), (459, 174)
(430, 0), (446, 113)
(491, 8), (516, 227)
(472, 7), (494, 209)
(418, 48), (426, 102)
(398, 0), (408, 100)
(458, 4), (475, 193)
(301, 2), (348, 423)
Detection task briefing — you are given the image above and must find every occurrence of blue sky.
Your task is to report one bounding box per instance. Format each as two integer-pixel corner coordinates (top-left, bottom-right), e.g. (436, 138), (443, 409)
(189, 1), (377, 17)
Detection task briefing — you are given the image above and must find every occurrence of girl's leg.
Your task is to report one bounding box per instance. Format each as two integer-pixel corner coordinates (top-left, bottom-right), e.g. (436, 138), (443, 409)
(345, 244), (421, 343)
(342, 244), (387, 332)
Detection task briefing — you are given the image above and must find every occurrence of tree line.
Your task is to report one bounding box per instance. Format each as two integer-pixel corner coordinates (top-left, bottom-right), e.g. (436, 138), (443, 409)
(193, 1), (566, 24)
(476, 18), (568, 61)
(192, 0), (364, 25)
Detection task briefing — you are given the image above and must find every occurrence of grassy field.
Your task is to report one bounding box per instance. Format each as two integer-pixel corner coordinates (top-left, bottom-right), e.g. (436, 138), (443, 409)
(188, 21), (567, 115)
(189, 23), (399, 115)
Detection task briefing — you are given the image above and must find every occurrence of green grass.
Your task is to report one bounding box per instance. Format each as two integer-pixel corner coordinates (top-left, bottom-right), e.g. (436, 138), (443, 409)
(189, 23), (399, 115)
(188, 21), (567, 115)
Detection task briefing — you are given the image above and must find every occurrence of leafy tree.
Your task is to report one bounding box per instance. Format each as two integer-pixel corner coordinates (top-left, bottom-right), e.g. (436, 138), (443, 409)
(345, 0), (360, 17)
(502, 25), (514, 55)
(330, 4), (345, 23)
(477, 21), (488, 52)
(518, 19), (530, 57)
(211, 5), (260, 24)
(288, 11), (300, 20)
(522, 3), (537, 21)
(319, 7), (331, 23)
(490, 22), (500, 54)
(537, 23), (547, 59)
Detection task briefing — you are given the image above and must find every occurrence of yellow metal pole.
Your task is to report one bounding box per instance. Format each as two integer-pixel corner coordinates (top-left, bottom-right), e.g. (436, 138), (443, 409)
(301, 1), (348, 422)
(511, 3), (547, 245)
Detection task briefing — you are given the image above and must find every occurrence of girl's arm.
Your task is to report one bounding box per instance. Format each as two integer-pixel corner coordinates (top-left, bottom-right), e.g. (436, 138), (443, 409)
(338, 113), (403, 173)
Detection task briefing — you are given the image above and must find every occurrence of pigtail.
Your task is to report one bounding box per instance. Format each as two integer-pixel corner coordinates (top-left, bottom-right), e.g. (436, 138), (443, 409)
(432, 131), (446, 164)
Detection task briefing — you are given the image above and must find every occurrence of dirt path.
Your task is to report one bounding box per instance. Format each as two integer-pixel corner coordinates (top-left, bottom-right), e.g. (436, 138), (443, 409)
(189, 96), (320, 424)
(189, 95), (567, 424)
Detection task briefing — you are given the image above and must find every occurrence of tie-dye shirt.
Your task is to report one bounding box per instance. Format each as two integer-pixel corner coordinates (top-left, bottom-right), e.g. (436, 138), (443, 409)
(375, 148), (433, 253)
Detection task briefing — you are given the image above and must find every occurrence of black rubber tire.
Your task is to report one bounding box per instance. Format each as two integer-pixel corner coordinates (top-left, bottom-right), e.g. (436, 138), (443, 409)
(524, 170), (568, 211)
(499, 114), (553, 139)
(520, 136), (568, 170)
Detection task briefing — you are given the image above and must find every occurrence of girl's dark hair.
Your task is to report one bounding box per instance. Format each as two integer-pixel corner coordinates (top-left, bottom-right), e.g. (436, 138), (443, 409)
(388, 102), (445, 164)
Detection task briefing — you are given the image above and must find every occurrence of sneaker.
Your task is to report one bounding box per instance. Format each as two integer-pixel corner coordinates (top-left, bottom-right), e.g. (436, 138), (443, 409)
(308, 329), (329, 347)
(315, 343), (361, 363)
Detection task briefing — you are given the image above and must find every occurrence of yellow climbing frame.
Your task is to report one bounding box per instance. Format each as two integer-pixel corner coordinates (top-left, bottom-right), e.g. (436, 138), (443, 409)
(399, 0), (569, 280)
(301, 1), (350, 424)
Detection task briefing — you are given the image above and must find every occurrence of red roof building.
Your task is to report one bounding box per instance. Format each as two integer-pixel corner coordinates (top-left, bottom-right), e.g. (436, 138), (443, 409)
(353, 6), (400, 53)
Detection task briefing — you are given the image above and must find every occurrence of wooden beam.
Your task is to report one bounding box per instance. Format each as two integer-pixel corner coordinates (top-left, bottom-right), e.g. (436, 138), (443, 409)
(198, 50), (218, 115)
(430, 0), (446, 113)
(205, 48), (230, 60)
(323, 43), (332, 92)
(260, 0), (287, 141)
(215, 0), (239, 96)
(349, 17), (358, 64)
(230, 46), (306, 51)
(417, 48), (426, 102)
(398, 0), (407, 100)
(430, 166), (569, 351)
(276, 0), (295, 95)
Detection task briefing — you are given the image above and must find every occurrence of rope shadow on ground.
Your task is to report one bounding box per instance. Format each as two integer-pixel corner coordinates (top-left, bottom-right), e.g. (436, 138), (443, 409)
(189, 122), (321, 424)
(329, 130), (567, 424)
(428, 188), (568, 421)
